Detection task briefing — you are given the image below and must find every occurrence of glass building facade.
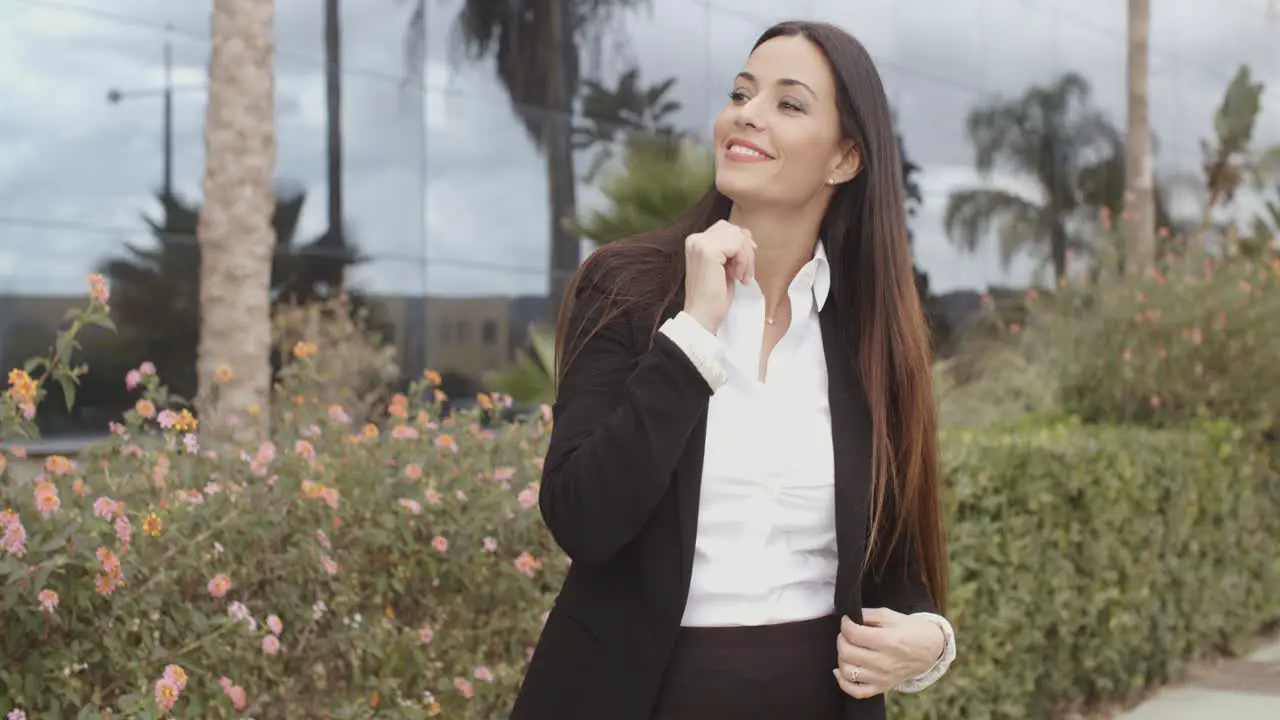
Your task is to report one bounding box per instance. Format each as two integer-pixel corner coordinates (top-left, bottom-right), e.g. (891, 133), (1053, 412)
(2, 0), (1278, 435)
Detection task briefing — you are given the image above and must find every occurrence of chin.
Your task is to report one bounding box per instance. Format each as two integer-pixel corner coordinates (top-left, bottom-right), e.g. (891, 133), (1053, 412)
(714, 170), (770, 206)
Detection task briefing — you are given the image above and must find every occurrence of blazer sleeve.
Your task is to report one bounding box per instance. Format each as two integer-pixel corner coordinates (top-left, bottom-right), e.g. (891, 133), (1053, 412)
(861, 508), (938, 616)
(538, 279), (713, 565)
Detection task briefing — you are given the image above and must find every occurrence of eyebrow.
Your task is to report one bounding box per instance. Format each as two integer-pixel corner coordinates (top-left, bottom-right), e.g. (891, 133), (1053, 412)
(735, 71), (817, 98)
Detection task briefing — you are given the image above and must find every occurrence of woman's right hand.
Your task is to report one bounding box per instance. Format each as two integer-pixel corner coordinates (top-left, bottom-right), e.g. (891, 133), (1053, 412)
(683, 220), (756, 333)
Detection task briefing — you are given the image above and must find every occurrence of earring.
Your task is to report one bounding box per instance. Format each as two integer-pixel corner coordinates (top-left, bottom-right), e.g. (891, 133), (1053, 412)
(827, 178), (837, 185)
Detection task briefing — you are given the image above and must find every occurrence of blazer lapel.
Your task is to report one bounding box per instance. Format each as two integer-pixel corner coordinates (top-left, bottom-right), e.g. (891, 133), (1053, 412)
(820, 304), (873, 618)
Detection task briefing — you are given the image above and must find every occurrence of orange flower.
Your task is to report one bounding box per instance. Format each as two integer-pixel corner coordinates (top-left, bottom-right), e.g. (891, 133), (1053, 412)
(142, 513), (162, 537)
(214, 365), (233, 383)
(135, 399), (156, 419)
(293, 341), (318, 359)
(423, 368), (442, 386)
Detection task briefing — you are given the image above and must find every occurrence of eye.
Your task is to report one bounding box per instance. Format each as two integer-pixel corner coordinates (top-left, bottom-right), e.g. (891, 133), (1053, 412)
(728, 89), (750, 104)
(780, 98), (805, 113)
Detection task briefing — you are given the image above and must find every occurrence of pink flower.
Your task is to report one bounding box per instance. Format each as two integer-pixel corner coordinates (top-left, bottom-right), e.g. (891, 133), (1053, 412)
(125, 369), (143, 390)
(94, 496), (121, 520)
(424, 488), (442, 505)
(494, 466), (516, 481)
(162, 664), (188, 691)
(391, 425), (420, 440)
(154, 677), (180, 712)
(34, 481), (60, 518)
(138, 361), (156, 375)
(453, 676), (474, 699)
(403, 463), (423, 480)
(514, 551), (543, 578)
(518, 483), (539, 510)
(262, 634), (281, 655)
(157, 409), (178, 429)
(114, 515), (132, 544)
(398, 498), (423, 515)
(219, 676), (248, 709)
(483, 536), (498, 552)
(320, 554), (340, 576)
(328, 404), (350, 423)
(432, 535), (449, 553)
(37, 588), (58, 613)
(474, 666), (495, 683)
(294, 439), (315, 462)
(0, 510), (27, 558)
(208, 573), (232, 598)
(267, 614), (283, 635)
(7, 710), (28, 720)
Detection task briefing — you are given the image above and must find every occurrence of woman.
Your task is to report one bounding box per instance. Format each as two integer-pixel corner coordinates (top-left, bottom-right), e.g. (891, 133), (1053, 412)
(511, 20), (955, 720)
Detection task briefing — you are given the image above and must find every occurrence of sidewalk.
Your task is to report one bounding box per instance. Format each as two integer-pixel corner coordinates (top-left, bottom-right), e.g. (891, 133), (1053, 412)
(1118, 637), (1280, 719)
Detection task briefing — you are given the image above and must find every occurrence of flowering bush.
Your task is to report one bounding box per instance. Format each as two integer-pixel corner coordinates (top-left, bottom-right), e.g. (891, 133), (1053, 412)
(1, 278), (564, 718)
(1022, 231), (1280, 433)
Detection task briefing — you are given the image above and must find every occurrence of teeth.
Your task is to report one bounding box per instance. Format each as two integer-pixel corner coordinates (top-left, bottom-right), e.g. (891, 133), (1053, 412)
(729, 144), (768, 158)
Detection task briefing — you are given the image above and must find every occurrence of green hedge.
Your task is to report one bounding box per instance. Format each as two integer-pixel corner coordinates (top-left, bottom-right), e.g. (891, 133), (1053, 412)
(890, 420), (1280, 719)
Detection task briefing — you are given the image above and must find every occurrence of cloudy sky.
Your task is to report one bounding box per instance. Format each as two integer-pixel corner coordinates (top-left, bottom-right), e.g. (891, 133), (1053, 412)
(1, 0), (1278, 301)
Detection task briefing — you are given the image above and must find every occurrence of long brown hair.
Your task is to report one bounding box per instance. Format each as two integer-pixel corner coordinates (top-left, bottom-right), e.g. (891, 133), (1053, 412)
(554, 21), (946, 613)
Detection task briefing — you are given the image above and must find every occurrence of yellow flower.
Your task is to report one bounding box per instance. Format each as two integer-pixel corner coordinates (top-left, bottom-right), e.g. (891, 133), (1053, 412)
(7, 368), (37, 404)
(427, 701), (441, 716)
(361, 423), (379, 440)
(142, 513), (162, 537)
(214, 365), (233, 383)
(172, 409), (198, 433)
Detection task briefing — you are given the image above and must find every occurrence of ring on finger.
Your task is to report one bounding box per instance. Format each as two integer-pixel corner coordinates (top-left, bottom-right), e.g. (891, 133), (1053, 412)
(847, 665), (861, 683)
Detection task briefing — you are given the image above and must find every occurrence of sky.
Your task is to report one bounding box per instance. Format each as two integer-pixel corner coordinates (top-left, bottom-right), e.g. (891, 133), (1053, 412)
(1, 0), (1278, 300)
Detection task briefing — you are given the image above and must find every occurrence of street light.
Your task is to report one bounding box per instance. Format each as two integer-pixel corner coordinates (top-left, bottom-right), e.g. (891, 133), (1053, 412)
(105, 25), (204, 199)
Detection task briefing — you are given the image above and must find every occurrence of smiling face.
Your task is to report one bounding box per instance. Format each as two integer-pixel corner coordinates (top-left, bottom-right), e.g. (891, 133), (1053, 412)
(713, 34), (861, 209)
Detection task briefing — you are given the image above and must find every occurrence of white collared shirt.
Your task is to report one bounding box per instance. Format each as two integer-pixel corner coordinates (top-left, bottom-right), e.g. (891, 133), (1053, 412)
(657, 241), (955, 691)
(661, 243), (835, 628)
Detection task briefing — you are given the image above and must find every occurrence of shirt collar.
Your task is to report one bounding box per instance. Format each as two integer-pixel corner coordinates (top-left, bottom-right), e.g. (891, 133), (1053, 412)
(810, 240), (832, 312)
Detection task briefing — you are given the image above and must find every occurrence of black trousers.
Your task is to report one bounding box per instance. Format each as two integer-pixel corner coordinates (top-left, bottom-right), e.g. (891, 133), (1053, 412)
(652, 614), (845, 719)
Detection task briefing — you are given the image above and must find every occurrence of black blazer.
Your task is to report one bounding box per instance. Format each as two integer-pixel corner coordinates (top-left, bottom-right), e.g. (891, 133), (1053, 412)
(510, 272), (938, 720)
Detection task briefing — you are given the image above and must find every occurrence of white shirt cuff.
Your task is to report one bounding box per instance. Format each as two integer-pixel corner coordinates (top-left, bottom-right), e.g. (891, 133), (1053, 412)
(893, 612), (956, 693)
(657, 312), (729, 391)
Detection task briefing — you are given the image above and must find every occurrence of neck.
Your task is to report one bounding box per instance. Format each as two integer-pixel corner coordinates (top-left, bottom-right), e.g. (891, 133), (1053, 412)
(727, 203), (821, 305)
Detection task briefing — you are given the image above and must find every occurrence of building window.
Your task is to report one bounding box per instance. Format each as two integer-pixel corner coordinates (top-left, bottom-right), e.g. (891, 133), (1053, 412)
(456, 320), (470, 343)
(439, 322), (451, 345)
(482, 320), (498, 344)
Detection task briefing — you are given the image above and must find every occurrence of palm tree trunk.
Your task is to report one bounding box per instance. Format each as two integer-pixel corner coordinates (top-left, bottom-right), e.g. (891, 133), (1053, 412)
(197, 0), (277, 443)
(545, 0), (580, 315)
(1126, 0), (1155, 262)
(325, 0), (345, 259)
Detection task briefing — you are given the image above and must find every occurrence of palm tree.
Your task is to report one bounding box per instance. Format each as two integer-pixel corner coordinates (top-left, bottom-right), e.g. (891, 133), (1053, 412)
(1125, 0), (1155, 259)
(574, 67), (682, 182)
(198, 0), (279, 441)
(403, 0), (646, 314)
(944, 73), (1120, 282)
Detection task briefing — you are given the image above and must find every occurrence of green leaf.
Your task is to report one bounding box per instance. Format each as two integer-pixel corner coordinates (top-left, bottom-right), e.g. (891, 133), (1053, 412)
(57, 373), (77, 412)
(85, 314), (117, 332)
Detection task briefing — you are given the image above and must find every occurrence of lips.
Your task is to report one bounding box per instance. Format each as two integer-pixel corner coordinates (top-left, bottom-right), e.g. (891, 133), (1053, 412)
(724, 137), (774, 161)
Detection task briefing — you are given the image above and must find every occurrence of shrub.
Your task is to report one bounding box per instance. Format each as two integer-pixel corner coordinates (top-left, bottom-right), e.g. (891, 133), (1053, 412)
(1021, 235), (1280, 434)
(1, 284), (564, 718)
(889, 419), (1280, 720)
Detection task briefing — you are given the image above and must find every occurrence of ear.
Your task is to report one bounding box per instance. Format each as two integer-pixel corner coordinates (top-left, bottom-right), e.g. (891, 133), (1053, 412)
(826, 141), (861, 186)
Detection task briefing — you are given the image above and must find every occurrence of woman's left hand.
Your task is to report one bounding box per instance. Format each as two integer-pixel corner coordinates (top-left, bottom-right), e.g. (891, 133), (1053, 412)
(833, 608), (945, 699)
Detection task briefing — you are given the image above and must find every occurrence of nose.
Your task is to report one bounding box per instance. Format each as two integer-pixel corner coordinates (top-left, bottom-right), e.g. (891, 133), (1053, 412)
(735, 96), (765, 130)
